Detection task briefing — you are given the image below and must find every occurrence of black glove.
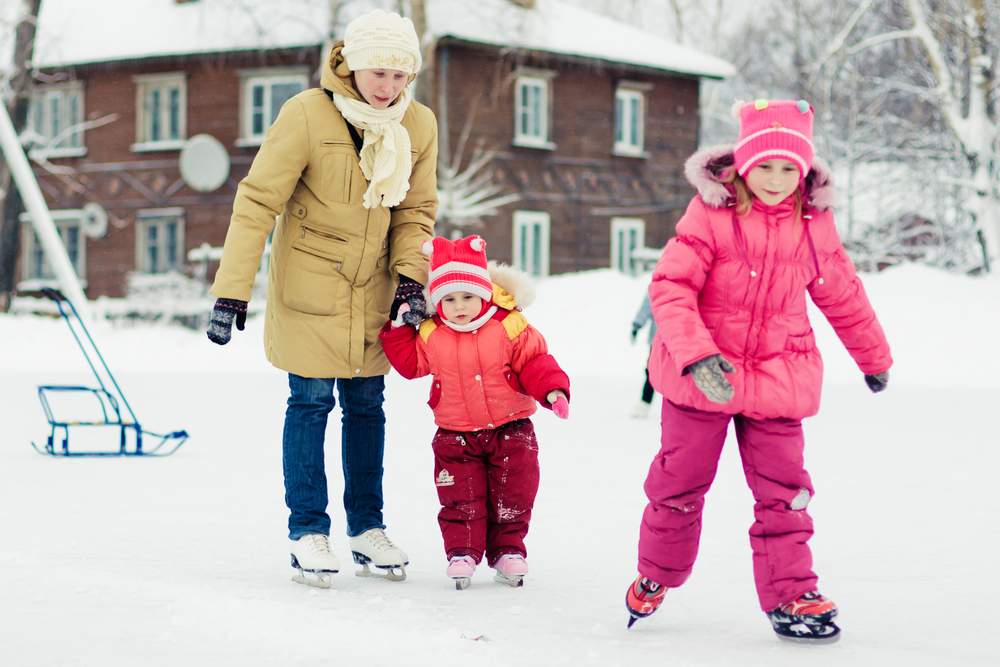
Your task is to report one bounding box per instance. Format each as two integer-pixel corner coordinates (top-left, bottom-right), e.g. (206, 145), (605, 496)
(390, 275), (426, 327)
(207, 298), (248, 345)
(630, 326), (640, 345)
(684, 354), (736, 403)
(864, 371), (889, 393)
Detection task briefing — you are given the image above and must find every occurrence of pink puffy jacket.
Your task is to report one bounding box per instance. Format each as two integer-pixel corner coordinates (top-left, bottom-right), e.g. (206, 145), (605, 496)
(649, 147), (892, 421)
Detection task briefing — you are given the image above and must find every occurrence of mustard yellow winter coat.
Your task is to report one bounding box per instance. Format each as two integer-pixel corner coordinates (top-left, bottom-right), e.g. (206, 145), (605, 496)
(211, 43), (438, 378)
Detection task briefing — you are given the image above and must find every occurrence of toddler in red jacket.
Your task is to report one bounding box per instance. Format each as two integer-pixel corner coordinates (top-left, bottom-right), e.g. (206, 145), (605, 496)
(379, 235), (569, 589)
(625, 100), (892, 643)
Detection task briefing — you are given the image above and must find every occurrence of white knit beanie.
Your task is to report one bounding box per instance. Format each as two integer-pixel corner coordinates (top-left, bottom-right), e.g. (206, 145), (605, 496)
(342, 9), (422, 74)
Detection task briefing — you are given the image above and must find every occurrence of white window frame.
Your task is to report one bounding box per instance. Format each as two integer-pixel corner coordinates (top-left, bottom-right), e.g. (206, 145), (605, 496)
(18, 210), (87, 289)
(27, 83), (86, 159)
(513, 210), (550, 278)
(513, 69), (556, 150)
(135, 208), (185, 274)
(611, 217), (645, 275)
(132, 73), (187, 151)
(614, 82), (651, 157)
(236, 67), (310, 146)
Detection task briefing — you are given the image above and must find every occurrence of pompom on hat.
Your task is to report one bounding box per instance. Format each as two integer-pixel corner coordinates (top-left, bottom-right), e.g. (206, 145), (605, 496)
(341, 9), (422, 75)
(732, 99), (814, 180)
(423, 236), (494, 311)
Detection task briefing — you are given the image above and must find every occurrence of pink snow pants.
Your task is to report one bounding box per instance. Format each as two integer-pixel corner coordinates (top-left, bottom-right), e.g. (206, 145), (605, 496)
(432, 418), (540, 567)
(638, 399), (818, 611)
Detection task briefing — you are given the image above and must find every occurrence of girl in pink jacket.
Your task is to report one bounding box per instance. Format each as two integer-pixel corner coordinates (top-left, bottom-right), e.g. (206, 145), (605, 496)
(625, 100), (892, 644)
(379, 235), (570, 589)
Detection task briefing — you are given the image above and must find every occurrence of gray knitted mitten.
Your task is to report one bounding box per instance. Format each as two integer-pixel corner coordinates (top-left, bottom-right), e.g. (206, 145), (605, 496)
(207, 298), (247, 346)
(390, 276), (427, 327)
(864, 371), (889, 393)
(684, 354), (736, 403)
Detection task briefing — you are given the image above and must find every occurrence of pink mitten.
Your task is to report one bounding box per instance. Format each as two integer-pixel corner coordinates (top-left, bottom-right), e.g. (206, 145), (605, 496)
(551, 395), (569, 420)
(391, 302), (411, 329)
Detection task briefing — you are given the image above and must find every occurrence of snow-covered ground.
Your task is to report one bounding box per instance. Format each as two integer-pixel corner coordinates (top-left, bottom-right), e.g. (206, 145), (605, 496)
(1, 263), (997, 666)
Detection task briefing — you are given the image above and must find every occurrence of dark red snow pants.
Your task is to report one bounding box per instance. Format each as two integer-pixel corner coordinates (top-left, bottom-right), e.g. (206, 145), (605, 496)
(638, 399), (819, 611)
(431, 418), (539, 567)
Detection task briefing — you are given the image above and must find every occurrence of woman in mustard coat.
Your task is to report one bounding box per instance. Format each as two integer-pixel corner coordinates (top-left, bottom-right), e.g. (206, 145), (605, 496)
(207, 9), (438, 586)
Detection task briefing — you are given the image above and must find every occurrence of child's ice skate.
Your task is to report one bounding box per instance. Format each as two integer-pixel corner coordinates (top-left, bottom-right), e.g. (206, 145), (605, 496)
(630, 401), (652, 418)
(765, 591), (840, 644)
(626, 575), (666, 627)
(447, 555), (477, 590)
(492, 553), (528, 587)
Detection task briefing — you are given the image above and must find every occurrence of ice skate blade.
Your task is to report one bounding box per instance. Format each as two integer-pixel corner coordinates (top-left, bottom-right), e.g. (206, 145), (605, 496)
(355, 561), (406, 581)
(493, 572), (524, 587)
(773, 623), (841, 645)
(292, 570), (335, 588)
(453, 577), (471, 590)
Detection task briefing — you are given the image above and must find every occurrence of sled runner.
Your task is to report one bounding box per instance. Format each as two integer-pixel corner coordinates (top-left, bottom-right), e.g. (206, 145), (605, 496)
(30, 288), (188, 457)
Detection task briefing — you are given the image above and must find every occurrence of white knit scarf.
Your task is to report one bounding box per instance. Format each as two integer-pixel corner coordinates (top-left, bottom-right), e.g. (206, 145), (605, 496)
(332, 87), (413, 209)
(441, 305), (499, 332)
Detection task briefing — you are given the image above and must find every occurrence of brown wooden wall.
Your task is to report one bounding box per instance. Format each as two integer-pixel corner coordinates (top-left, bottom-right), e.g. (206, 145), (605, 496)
(433, 42), (701, 274)
(24, 40), (706, 299)
(29, 48), (318, 298)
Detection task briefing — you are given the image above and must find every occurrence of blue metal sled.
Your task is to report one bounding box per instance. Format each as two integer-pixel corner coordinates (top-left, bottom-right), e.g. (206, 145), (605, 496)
(31, 287), (188, 457)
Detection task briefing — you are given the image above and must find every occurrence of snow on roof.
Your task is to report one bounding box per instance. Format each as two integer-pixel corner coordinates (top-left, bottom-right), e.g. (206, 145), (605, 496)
(425, 0), (735, 79)
(24, 0), (734, 80)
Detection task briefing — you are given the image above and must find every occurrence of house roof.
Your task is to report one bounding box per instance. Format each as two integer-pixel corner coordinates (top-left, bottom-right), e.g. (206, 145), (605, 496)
(23, 0), (734, 79)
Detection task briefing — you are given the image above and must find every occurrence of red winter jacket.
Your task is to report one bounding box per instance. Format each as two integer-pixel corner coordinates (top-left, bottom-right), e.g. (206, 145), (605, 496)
(649, 147), (892, 421)
(379, 273), (570, 432)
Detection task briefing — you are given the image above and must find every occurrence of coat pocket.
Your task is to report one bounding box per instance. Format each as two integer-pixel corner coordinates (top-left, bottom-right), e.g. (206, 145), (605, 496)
(320, 141), (356, 204)
(784, 329), (816, 354)
(428, 379), (442, 410)
(282, 230), (346, 316)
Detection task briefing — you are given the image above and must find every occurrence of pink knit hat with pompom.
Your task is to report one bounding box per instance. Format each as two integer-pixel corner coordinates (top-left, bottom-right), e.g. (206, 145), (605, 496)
(732, 99), (814, 180)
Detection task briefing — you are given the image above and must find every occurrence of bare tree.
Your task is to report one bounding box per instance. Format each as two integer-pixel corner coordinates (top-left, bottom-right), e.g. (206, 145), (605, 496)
(0, 0), (42, 312)
(812, 0), (1000, 271)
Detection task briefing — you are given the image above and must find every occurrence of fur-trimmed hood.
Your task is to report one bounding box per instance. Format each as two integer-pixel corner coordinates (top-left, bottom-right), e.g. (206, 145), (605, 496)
(422, 260), (536, 317)
(684, 145), (836, 211)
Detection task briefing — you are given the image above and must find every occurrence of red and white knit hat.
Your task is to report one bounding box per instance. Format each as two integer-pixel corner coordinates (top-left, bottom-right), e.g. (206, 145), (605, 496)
(733, 99), (814, 180)
(423, 235), (493, 308)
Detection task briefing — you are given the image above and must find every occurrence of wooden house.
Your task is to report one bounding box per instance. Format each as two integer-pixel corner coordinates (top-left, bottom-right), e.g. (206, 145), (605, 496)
(14, 0), (733, 300)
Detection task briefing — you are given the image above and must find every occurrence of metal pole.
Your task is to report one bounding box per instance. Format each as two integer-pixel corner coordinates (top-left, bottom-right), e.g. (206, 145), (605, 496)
(0, 103), (93, 322)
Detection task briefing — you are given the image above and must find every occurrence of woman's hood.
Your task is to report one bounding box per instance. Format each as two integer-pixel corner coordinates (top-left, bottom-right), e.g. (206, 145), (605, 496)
(683, 145), (836, 211)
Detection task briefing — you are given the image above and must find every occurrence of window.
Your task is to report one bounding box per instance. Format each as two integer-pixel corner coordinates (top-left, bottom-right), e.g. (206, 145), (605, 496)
(136, 209), (185, 274)
(19, 211), (87, 286)
(27, 84), (85, 157)
(133, 73), (186, 150)
(238, 69), (309, 145)
(611, 217), (645, 275)
(614, 84), (649, 156)
(513, 70), (555, 149)
(513, 211), (550, 278)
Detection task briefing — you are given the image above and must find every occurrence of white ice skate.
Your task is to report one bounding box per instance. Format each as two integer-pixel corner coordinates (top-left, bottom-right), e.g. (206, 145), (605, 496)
(290, 534), (340, 588)
(493, 554), (528, 587)
(447, 555), (477, 590)
(349, 528), (408, 581)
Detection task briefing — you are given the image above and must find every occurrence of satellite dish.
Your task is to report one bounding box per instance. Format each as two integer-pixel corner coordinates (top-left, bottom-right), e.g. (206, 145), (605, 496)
(80, 202), (108, 238)
(179, 134), (230, 193)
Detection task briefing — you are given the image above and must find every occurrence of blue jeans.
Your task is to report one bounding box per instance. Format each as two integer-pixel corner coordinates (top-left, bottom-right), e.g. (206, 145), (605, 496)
(282, 374), (387, 540)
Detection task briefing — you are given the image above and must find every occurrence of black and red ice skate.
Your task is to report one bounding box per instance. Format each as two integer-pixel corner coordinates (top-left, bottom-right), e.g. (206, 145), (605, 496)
(765, 591), (841, 644)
